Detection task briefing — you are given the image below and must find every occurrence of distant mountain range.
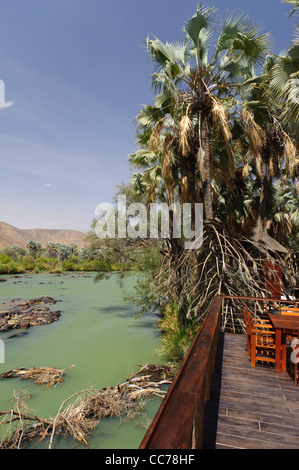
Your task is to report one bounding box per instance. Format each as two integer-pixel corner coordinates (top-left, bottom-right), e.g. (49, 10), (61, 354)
(0, 221), (88, 250)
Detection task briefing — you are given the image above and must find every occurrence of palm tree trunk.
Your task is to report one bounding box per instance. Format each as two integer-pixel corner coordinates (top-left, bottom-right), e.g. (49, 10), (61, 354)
(200, 114), (214, 221)
(257, 158), (270, 237)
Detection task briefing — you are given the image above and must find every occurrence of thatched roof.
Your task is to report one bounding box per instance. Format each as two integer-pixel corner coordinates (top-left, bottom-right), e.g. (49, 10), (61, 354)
(251, 228), (289, 254)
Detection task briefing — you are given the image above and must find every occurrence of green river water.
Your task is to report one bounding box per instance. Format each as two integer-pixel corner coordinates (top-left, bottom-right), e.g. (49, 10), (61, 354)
(0, 272), (166, 449)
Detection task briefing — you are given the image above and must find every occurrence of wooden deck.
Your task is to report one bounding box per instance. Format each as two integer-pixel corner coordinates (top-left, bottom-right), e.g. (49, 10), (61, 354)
(203, 332), (299, 449)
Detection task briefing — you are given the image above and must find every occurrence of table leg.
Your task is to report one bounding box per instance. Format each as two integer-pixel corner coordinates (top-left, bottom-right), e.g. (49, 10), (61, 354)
(282, 334), (287, 372)
(276, 328), (282, 373)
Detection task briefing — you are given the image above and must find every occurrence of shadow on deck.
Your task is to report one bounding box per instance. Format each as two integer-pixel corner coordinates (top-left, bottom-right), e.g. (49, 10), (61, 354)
(203, 332), (299, 449)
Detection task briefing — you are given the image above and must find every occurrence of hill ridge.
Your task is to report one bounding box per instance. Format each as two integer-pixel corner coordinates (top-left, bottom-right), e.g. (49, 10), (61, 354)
(0, 221), (87, 250)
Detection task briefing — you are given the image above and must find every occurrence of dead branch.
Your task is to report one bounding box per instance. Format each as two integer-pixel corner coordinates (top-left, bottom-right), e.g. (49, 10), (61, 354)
(0, 364), (175, 449)
(0, 365), (75, 387)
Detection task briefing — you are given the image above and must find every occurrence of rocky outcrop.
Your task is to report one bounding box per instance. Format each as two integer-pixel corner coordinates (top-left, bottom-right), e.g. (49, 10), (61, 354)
(0, 297), (61, 332)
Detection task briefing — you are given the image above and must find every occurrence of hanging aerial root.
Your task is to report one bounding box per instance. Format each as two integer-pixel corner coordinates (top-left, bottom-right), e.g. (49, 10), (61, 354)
(145, 221), (295, 334)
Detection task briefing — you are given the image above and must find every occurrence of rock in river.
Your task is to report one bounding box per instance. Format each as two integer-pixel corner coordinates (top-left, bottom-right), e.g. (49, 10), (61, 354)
(0, 297), (61, 332)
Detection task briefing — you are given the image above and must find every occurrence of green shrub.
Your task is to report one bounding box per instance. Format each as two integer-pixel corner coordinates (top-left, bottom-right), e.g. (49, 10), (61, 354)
(157, 302), (196, 362)
(0, 253), (12, 264)
(35, 258), (48, 271)
(111, 262), (121, 271)
(0, 262), (19, 274)
(62, 260), (77, 271)
(20, 255), (35, 271)
(79, 259), (110, 272)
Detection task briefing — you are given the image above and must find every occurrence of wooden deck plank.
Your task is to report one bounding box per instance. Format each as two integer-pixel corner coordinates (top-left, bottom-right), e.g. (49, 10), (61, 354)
(203, 332), (299, 449)
(206, 423), (299, 448)
(221, 407), (299, 429)
(210, 432), (297, 449)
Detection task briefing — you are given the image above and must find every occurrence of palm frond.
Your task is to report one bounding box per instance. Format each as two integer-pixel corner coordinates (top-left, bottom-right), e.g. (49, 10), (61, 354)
(211, 98), (235, 177)
(279, 72), (299, 139)
(179, 115), (193, 156)
(211, 98), (232, 142)
(136, 105), (164, 127)
(184, 2), (217, 66)
(282, 0), (299, 16)
(215, 10), (272, 68)
(149, 118), (166, 152)
(242, 151), (251, 178)
(154, 89), (174, 109)
(240, 108), (265, 164)
(283, 131), (298, 180)
(266, 29), (299, 138)
(128, 149), (158, 169)
(180, 176), (189, 203)
(146, 37), (187, 69)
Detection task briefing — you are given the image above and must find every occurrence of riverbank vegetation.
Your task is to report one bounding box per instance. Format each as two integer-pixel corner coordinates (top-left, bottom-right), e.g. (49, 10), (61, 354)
(0, 241), (136, 275)
(0, 207), (163, 275)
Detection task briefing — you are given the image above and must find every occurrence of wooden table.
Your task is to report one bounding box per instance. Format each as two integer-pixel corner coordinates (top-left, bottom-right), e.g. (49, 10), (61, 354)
(268, 314), (299, 373)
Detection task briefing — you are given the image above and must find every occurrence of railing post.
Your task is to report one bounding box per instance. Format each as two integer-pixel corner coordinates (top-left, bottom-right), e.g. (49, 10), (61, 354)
(205, 316), (220, 402)
(205, 351), (212, 402)
(191, 381), (206, 449)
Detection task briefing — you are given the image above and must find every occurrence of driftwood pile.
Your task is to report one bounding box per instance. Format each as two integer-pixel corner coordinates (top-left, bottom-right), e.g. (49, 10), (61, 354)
(0, 363), (175, 449)
(0, 365), (75, 387)
(0, 297), (61, 332)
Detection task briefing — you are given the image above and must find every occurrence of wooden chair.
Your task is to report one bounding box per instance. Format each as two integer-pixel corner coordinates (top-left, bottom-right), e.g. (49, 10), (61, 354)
(243, 308), (274, 364)
(280, 304), (299, 315)
(243, 307), (251, 356)
(251, 319), (276, 368)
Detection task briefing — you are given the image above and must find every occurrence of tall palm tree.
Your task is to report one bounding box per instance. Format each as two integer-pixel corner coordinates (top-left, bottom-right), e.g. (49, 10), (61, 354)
(268, 179), (299, 248)
(267, 3), (299, 140)
(239, 54), (298, 239)
(26, 240), (42, 259)
(130, 2), (271, 224)
(128, 4), (291, 332)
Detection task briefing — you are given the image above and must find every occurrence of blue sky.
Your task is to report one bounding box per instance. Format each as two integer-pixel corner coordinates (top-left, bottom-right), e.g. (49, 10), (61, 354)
(0, 0), (295, 232)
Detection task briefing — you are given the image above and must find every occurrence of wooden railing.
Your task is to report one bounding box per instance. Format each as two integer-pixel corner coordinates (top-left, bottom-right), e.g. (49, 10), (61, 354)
(139, 294), (298, 449)
(139, 295), (223, 449)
